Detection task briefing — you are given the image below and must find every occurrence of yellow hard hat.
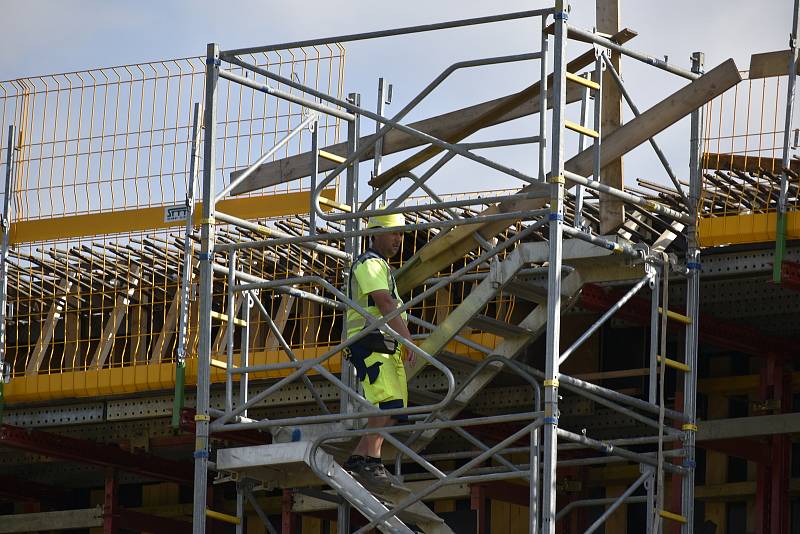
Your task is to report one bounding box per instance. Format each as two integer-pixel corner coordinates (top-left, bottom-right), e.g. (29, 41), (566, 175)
(367, 210), (405, 229)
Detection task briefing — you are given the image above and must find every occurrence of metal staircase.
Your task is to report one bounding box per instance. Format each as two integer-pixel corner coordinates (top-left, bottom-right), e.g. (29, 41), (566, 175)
(216, 441), (451, 533)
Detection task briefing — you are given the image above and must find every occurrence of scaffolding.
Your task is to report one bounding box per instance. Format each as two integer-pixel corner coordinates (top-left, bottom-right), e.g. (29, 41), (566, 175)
(187, 2), (727, 532)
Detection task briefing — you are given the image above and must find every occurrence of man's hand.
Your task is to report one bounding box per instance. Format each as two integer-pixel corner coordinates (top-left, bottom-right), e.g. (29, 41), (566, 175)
(403, 344), (417, 368)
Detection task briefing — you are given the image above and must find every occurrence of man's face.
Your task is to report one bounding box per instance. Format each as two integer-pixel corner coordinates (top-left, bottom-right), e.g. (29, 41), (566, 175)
(373, 231), (403, 258)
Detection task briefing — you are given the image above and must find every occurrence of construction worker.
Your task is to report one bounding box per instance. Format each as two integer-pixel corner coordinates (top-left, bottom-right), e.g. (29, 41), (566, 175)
(342, 210), (416, 490)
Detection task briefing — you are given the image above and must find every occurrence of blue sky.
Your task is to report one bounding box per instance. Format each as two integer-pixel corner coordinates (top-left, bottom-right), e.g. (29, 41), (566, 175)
(0, 1), (794, 200)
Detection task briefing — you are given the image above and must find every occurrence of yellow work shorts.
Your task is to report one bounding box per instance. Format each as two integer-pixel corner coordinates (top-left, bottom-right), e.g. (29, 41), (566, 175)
(346, 343), (408, 420)
(361, 349), (408, 408)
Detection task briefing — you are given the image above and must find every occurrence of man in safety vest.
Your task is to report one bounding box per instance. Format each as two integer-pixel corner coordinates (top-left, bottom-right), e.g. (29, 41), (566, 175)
(342, 210), (415, 490)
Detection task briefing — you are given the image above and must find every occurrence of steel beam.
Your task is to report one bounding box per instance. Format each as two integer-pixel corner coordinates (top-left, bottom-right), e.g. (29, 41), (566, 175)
(579, 283), (794, 356)
(0, 424), (192, 484)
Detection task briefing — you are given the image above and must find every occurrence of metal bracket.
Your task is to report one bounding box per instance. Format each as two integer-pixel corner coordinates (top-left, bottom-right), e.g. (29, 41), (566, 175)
(488, 259), (502, 289)
(631, 242), (650, 267)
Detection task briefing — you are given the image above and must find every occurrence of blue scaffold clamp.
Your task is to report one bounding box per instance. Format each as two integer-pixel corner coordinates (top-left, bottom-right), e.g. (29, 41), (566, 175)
(548, 213), (564, 222)
(206, 57), (221, 67)
(199, 252), (213, 262)
(193, 449), (210, 459)
(687, 261), (701, 271)
(544, 416), (559, 425)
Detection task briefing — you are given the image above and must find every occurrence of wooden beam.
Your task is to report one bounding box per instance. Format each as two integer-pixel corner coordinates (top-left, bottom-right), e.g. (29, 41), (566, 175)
(265, 293), (296, 350)
(697, 412), (800, 441)
(212, 294), (244, 355)
(25, 279), (72, 375)
(131, 292), (150, 362)
(597, 0), (626, 234)
(434, 287), (451, 324)
(229, 29), (638, 195)
(703, 151), (800, 174)
(749, 50), (799, 79)
(395, 58), (742, 295)
(62, 292), (81, 370)
(150, 289), (181, 364)
(299, 299), (321, 352)
(91, 266), (141, 369)
(0, 507), (104, 533)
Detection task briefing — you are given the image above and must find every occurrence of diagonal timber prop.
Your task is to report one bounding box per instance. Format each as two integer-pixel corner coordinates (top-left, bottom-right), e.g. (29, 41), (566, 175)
(229, 29), (637, 195)
(394, 58), (742, 295)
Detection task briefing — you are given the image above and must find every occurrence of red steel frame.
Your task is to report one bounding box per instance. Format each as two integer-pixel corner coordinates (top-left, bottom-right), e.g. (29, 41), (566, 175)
(581, 283), (794, 533)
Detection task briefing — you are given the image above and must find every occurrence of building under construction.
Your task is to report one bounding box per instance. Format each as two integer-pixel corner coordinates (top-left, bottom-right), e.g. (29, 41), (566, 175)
(0, 1), (799, 533)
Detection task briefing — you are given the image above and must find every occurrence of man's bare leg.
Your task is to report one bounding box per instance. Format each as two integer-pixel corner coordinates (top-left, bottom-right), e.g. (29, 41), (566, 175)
(353, 415), (393, 458)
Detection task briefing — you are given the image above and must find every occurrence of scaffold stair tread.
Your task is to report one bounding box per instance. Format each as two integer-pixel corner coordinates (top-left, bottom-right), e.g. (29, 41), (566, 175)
(467, 315), (533, 338)
(216, 442), (452, 533)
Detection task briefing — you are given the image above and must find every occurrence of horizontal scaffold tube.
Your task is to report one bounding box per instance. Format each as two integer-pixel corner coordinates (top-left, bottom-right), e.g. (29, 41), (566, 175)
(218, 68), (356, 121)
(220, 8), (553, 56)
(215, 208), (549, 253)
(565, 25), (699, 80)
(213, 210), (350, 260)
(557, 428), (686, 475)
(564, 169), (693, 224)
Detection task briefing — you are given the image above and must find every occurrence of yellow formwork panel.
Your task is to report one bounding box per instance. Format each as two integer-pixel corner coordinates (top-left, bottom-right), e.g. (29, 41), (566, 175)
(698, 211), (800, 247)
(10, 189), (337, 244)
(4, 333), (500, 403)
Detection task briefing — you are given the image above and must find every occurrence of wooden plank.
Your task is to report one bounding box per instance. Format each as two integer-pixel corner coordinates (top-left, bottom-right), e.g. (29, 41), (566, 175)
(62, 307), (81, 370)
(265, 294), (296, 351)
(212, 294), (244, 356)
(300, 300), (321, 352)
(395, 58), (742, 295)
(131, 292), (150, 362)
(703, 151), (800, 174)
(597, 0), (626, 234)
(434, 287), (451, 324)
(748, 50), (799, 79)
(90, 266), (141, 369)
(0, 507), (104, 532)
(25, 279), (72, 375)
(150, 289), (181, 364)
(229, 30), (638, 195)
(248, 298), (268, 351)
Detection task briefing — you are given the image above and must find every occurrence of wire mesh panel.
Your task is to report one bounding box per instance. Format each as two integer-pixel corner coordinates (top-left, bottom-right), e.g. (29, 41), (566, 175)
(0, 47), (345, 401)
(700, 73), (800, 218)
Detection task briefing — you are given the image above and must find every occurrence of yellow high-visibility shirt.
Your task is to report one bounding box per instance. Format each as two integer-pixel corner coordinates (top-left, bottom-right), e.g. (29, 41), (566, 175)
(346, 249), (407, 339)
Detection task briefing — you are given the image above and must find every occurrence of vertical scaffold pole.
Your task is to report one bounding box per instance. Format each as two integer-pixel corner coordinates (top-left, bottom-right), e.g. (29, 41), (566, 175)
(541, 2), (568, 533)
(173, 102), (202, 429)
(337, 92), (361, 534)
(0, 125), (16, 425)
(775, 0), (800, 283)
(193, 42), (220, 533)
(310, 117), (319, 236)
(539, 16), (549, 182)
(680, 51), (704, 534)
(240, 292), (251, 419)
(226, 252), (237, 412)
(374, 78), (391, 206)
